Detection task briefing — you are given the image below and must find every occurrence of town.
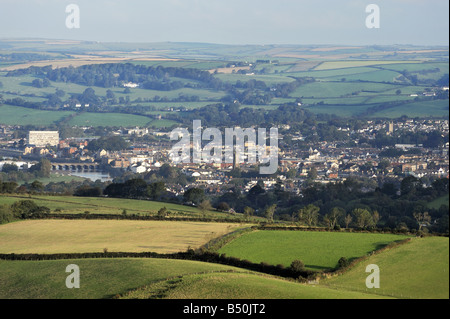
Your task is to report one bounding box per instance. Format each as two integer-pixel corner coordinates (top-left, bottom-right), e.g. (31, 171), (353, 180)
(0, 117), (448, 200)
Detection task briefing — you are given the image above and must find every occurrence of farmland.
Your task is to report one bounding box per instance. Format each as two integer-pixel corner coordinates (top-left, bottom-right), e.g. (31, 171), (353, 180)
(0, 43), (448, 124)
(0, 222), (447, 299)
(0, 194), (244, 219)
(217, 230), (411, 270)
(0, 219), (245, 254)
(0, 42), (448, 301)
(321, 236), (449, 299)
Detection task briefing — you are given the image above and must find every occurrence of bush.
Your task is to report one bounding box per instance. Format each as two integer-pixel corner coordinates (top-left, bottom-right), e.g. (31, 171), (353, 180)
(11, 200), (50, 219)
(290, 259), (305, 272)
(338, 257), (350, 269)
(0, 205), (14, 224)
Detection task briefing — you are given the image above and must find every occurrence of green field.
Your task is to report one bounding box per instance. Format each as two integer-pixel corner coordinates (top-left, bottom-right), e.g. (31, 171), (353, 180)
(0, 194), (240, 219)
(66, 112), (153, 127)
(314, 61), (418, 71)
(0, 224), (447, 299)
(119, 271), (388, 299)
(0, 258), (390, 299)
(218, 230), (410, 270)
(369, 99), (450, 118)
(0, 104), (73, 126)
(1, 56), (448, 121)
(321, 237), (449, 299)
(0, 258), (243, 299)
(427, 194), (449, 209)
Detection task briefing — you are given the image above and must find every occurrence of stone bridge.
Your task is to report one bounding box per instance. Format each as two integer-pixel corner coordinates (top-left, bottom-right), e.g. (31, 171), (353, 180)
(51, 162), (100, 172)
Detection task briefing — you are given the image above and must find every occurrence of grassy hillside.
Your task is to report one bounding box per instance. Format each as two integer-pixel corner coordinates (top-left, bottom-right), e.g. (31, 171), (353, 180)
(0, 258), (390, 299)
(119, 271), (389, 299)
(321, 237), (449, 299)
(0, 194), (241, 219)
(427, 194), (449, 209)
(218, 230), (410, 270)
(0, 258), (243, 299)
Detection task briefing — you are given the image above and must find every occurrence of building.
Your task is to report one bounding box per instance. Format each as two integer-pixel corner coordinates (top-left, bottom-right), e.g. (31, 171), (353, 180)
(28, 131), (59, 147)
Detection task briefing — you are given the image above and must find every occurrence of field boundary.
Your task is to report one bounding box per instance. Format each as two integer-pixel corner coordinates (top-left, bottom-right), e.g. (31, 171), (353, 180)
(0, 249), (315, 281)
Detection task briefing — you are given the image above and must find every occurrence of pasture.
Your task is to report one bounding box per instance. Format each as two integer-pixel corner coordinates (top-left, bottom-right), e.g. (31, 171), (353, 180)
(1, 56), (448, 121)
(119, 271), (389, 299)
(0, 258), (391, 299)
(0, 194), (240, 219)
(218, 230), (410, 270)
(321, 237), (449, 299)
(0, 258), (243, 299)
(0, 104), (73, 126)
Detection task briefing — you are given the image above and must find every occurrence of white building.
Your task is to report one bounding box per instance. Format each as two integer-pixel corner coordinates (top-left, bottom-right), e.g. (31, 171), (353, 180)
(28, 131), (59, 147)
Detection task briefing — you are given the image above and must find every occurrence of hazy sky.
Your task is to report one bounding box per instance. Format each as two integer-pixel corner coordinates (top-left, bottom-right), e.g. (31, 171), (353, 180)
(0, 0), (448, 45)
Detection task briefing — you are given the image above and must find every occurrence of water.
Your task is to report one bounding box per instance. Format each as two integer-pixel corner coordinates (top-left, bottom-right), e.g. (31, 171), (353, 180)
(59, 171), (113, 182)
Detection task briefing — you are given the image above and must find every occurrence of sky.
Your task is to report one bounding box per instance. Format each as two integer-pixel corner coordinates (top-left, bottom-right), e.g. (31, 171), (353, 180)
(0, 0), (448, 46)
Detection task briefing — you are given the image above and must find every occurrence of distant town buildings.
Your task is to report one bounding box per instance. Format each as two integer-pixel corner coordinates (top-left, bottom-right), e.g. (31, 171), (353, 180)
(28, 131), (60, 147)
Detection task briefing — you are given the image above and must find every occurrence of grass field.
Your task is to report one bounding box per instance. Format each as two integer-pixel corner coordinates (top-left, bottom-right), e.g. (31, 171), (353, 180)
(321, 237), (449, 299)
(369, 99), (450, 118)
(218, 230), (410, 270)
(0, 219), (246, 254)
(427, 194), (449, 209)
(66, 112), (153, 127)
(314, 61), (418, 70)
(119, 271), (388, 299)
(1, 57), (448, 121)
(0, 258), (243, 299)
(0, 258), (391, 299)
(0, 228), (446, 299)
(0, 194), (240, 219)
(0, 104), (73, 126)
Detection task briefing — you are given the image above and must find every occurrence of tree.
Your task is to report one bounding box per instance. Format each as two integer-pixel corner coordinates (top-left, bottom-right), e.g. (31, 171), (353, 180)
(198, 200), (213, 215)
(10, 200), (50, 219)
(216, 202), (230, 212)
(243, 206), (254, 219)
(307, 167), (317, 180)
(30, 180), (44, 193)
(264, 204), (277, 222)
(352, 208), (374, 229)
(183, 187), (205, 205)
(123, 178), (148, 198)
(290, 260), (305, 272)
(344, 214), (353, 228)
(1, 163), (19, 173)
(372, 210), (380, 227)
(158, 164), (177, 180)
(0, 204), (14, 224)
(324, 207), (344, 228)
(147, 181), (166, 200)
(106, 89), (115, 99)
(157, 207), (168, 219)
(413, 212), (431, 231)
(298, 204), (319, 226)
(400, 176), (419, 196)
(30, 158), (51, 178)
(338, 257), (350, 269)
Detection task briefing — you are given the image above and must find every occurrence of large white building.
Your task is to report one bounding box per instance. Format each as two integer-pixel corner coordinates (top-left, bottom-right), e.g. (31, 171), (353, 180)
(28, 131), (60, 147)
